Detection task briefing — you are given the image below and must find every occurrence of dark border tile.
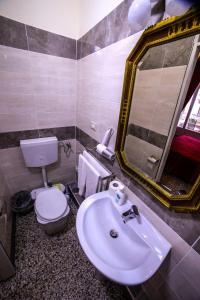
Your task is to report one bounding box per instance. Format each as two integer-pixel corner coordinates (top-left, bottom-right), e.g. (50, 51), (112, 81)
(26, 25), (76, 59)
(77, 0), (133, 59)
(0, 16), (28, 50)
(76, 39), (82, 60)
(128, 124), (149, 141)
(0, 126), (75, 149)
(105, 0), (133, 47)
(76, 127), (98, 149)
(148, 130), (167, 149)
(140, 36), (194, 70)
(77, 16), (107, 59)
(0, 129), (39, 149)
(39, 126), (75, 140)
(127, 123), (167, 149)
(193, 237), (200, 255)
(76, 38), (95, 60)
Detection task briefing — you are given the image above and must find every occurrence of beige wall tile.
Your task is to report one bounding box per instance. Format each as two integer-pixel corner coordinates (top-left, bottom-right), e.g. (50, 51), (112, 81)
(0, 139), (76, 194)
(0, 94), (35, 115)
(0, 147), (25, 167)
(0, 112), (37, 132)
(125, 135), (162, 178)
(135, 68), (162, 88)
(0, 71), (33, 95)
(162, 262), (200, 300)
(77, 33), (143, 147)
(160, 65), (187, 87)
(78, 71), (124, 104)
(120, 183), (199, 299)
(0, 45), (31, 74)
(129, 66), (186, 136)
(77, 98), (120, 150)
(0, 171), (11, 205)
(8, 173), (43, 194)
(173, 247), (200, 290)
(149, 102), (178, 136)
(35, 94), (75, 114)
(31, 76), (76, 96)
(29, 51), (77, 78)
(48, 163), (76, 184)
(37, 111), (75, 128)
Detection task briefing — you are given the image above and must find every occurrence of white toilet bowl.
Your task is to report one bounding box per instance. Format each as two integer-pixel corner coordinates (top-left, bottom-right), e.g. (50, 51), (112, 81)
(35, 188), (70, 235)
(20, 137), (71, 235)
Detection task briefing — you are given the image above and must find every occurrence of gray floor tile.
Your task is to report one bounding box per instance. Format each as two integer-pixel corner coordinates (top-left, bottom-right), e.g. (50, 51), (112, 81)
(0, 202), (130, 300)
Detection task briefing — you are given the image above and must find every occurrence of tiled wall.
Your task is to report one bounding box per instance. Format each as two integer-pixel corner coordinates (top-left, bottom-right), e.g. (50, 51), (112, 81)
(76, 129), (200, 246)
(77, 0), (137, 59)
(0, 16), (77, 192)
(76, 3), (200, 299)
(0, 45), (76, 132)
(129, 66), (187, 136)
(125, 185), (200, 300)
(77, 32), (142, 150)
(0, 167), (12, 257)
(1, 3), (200, 299)
(0, 139), (76, 194)
(76, 131), (200, 300)
(76, 2), (200, 247)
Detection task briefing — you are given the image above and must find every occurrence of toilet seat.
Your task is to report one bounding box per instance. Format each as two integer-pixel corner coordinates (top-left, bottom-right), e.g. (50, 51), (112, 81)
(36, 205), (70, 224)
(35, 188), (68, 222)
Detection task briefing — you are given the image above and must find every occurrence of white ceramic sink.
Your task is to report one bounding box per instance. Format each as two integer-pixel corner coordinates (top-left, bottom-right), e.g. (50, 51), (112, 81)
(76, 190), (171, 285)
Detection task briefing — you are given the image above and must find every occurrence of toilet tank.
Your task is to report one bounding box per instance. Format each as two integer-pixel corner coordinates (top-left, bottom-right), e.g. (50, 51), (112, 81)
(20, 137), (58, 167)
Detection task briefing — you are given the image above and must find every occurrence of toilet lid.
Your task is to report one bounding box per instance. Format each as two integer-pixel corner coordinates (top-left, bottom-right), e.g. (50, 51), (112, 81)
(35, 188), (68, 221)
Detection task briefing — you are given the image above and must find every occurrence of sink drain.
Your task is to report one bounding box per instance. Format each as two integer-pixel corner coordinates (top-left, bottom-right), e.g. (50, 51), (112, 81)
(110, 229), (119, 239)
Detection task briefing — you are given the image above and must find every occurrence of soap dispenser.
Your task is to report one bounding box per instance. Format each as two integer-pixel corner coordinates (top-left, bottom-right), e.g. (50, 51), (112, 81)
(115, 190), (127, 206)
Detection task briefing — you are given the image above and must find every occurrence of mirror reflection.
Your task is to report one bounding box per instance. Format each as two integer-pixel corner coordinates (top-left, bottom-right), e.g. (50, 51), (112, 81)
(124, 35), (200, 195)
(160, 78), (200, 194)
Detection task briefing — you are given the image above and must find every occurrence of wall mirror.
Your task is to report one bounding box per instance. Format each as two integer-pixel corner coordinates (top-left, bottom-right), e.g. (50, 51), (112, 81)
(115, 9), (200, 212)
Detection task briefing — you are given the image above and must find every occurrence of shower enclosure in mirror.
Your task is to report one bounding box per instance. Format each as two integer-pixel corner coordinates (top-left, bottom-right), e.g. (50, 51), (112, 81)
(115, 8), (200, 212)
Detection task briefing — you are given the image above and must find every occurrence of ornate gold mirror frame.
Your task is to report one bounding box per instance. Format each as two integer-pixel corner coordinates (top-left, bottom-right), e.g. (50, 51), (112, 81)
(115, 8), (200, 212)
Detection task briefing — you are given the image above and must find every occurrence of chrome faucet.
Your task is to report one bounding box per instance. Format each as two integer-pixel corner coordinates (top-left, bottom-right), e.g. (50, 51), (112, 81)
(122, 205), (139, 223)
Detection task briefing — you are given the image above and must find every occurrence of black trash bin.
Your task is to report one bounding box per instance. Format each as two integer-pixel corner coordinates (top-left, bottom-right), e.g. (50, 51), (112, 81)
(11, 191), (34, 215)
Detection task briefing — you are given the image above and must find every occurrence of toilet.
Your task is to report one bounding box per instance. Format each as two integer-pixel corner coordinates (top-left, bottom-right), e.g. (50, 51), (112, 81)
(20, 137), (70, 235)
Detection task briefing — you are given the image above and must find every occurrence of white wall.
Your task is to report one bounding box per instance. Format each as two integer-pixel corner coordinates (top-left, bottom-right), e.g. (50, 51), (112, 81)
(77, 0), (123, 38)
(0, 0), (124, 39)
(0, 0), (80, 39)
(77, 32), (143, 151)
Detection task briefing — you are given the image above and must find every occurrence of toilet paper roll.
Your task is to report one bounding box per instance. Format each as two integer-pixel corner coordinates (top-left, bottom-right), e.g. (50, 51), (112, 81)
(108, 180), (125, 197)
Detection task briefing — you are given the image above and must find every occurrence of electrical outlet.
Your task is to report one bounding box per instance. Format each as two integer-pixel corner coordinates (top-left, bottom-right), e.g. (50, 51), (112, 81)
(90, 121), (96, 131)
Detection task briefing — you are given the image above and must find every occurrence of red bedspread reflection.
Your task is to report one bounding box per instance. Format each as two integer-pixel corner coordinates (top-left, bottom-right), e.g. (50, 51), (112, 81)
(171, 135), (200, 162)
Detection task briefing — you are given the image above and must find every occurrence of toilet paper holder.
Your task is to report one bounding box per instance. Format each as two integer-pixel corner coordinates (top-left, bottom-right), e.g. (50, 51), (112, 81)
(147, 155), (160, 164)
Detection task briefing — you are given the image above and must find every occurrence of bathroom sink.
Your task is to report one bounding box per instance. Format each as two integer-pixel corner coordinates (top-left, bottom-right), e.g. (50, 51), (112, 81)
(76, 190), (171, 285)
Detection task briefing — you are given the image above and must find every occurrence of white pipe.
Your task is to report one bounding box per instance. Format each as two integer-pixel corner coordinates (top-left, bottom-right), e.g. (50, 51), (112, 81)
(41, 166), (48, 188)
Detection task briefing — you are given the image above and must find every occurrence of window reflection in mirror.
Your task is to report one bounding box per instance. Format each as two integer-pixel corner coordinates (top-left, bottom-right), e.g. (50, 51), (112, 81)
(178, 86), (200, 132)
(160, 58), (200, 195)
